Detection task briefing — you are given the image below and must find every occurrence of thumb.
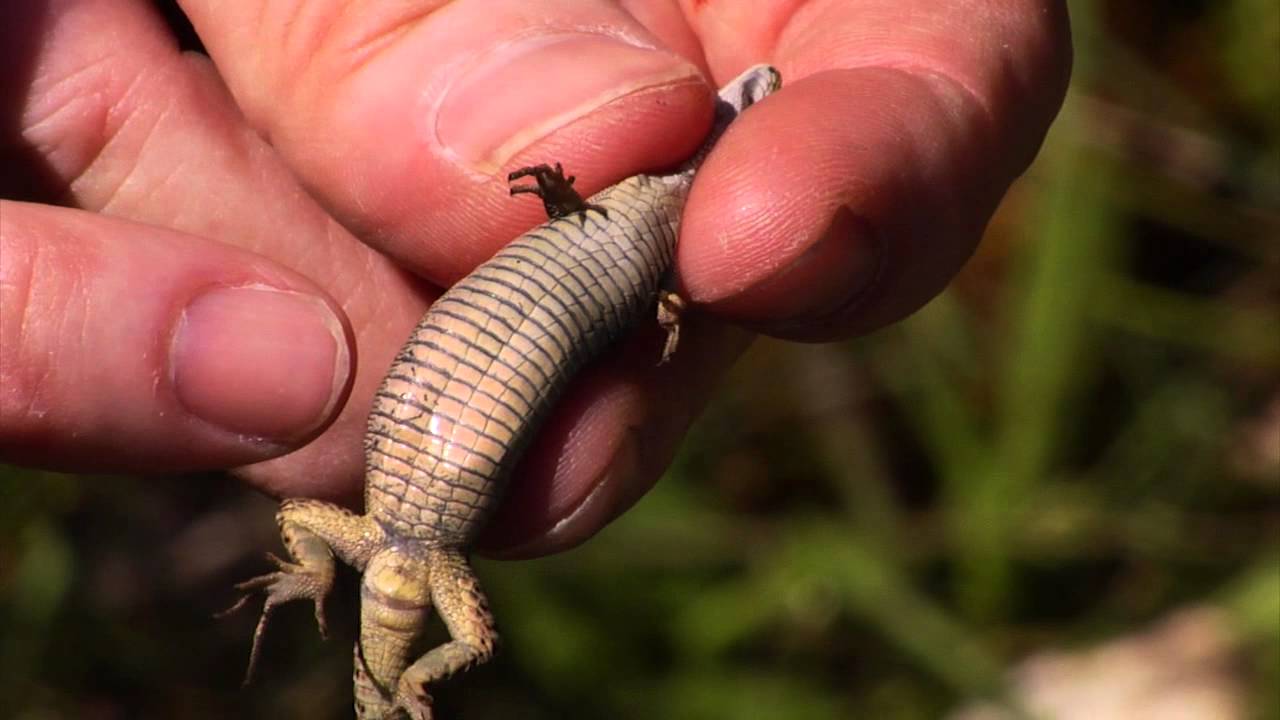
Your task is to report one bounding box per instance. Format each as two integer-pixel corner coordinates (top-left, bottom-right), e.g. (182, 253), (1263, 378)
(0, 202), (353, 473)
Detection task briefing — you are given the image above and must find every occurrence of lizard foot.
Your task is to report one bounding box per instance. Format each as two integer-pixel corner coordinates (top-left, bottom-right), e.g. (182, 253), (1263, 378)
(391, 677), (435, 720)
(217, 551), (333, 684)
(508, 162), (607, 220)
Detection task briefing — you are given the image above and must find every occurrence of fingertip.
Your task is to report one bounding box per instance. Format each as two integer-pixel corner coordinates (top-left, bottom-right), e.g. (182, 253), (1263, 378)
(679, 68), (999, 340)
(0, 203), (354, 473)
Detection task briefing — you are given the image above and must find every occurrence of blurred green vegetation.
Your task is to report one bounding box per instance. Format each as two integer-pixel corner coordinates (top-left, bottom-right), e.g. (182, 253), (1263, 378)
(2, 1), (1277, 718)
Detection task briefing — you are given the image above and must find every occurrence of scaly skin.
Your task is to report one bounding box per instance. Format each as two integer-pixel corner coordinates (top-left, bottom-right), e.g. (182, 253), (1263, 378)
(226, 65), (781, 719)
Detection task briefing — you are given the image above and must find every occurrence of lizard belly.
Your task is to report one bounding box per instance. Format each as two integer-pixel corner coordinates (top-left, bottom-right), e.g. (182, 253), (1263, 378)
(363, 175), (686, 545)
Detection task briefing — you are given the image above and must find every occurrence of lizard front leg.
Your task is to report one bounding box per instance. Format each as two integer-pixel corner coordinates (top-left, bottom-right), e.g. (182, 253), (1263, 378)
(508, 162), (607, 220)
(656, 288), (686, 364)
(221, 499), (385, 683)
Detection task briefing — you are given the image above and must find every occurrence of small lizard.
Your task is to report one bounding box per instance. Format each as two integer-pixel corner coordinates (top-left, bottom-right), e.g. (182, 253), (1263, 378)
(223, 64), (781, 719)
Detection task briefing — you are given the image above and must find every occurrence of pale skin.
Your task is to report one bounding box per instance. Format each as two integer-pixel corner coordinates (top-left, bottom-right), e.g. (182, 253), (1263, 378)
(0, 1), (1071, 558)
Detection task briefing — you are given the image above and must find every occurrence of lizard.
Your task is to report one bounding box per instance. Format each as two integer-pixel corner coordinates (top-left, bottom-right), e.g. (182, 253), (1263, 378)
(222, 63), (782, 720)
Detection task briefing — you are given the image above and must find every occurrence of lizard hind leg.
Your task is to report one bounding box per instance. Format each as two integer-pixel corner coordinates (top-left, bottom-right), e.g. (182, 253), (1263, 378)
(219, 499), (382, 685)
(218, 522), (335, 685)
(392, 550), (497, 720)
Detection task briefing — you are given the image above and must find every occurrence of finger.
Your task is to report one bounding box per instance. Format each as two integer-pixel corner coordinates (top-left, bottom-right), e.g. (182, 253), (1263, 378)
(677, 0), (1072, 339)
(3, 0), (432, 499)
(177, 0), (714, 285)
(0, 202), (352, 473)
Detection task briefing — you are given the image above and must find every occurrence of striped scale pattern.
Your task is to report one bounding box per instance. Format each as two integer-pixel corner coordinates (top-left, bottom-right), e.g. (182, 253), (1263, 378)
(364, 172), (691, 544)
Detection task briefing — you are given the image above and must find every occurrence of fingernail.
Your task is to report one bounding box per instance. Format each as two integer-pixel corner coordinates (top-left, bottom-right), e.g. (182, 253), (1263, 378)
(743, 208), (882, 325)
(171, 286), (350, 441)
(435, 33), (700, 171)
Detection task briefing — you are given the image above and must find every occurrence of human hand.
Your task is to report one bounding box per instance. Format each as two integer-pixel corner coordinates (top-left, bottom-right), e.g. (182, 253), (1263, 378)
(0, 1), (1070, 556)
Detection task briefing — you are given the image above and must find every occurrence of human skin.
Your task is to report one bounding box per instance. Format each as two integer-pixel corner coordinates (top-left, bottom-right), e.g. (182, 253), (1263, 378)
(0, 0), (1071, 557)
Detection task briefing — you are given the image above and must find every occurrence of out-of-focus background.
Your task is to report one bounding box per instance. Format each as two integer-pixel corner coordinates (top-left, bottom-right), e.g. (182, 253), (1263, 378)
(3, 1), (1277, 718)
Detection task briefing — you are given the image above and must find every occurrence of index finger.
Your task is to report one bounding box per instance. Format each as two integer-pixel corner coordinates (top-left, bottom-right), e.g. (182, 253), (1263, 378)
(178, 0), (714, 286)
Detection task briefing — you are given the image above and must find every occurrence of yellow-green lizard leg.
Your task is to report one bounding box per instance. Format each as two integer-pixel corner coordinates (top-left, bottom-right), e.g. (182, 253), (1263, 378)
(390, 550), (497, 720)
(221, 499), (385, 683)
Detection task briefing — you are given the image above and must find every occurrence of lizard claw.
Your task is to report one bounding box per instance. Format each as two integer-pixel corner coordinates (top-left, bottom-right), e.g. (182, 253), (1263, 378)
(392, 678), (435, 720)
